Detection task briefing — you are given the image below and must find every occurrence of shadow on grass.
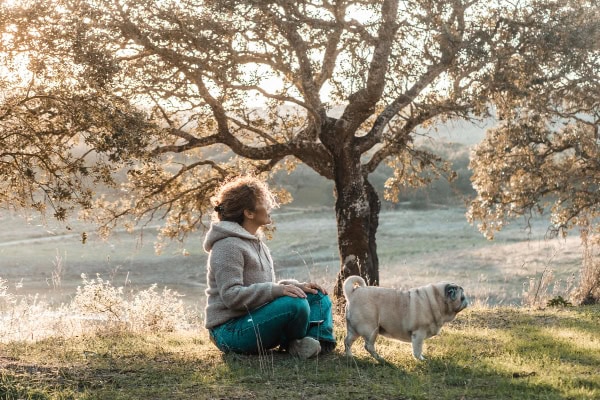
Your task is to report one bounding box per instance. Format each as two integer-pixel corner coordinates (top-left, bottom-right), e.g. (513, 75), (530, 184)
(0, 349), (571, 400)
(212, 349), (574, 400)
(444, 306), (600, 398)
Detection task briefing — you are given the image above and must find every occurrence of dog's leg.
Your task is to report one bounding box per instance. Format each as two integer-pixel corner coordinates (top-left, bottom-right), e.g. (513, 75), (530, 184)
(411, 331), (426, 361)
(364, 328), (384, 362)
(344, 324), (359, 357)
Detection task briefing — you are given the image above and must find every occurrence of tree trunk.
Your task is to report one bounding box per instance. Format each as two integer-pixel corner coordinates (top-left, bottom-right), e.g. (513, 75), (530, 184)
(365, 178), (380, 284)
(332, 151), (381, 299)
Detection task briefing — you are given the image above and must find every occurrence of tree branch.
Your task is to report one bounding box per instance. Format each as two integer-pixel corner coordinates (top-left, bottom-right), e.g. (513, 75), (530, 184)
(338, 0), (400, 136)
(359, 1), (467, 152)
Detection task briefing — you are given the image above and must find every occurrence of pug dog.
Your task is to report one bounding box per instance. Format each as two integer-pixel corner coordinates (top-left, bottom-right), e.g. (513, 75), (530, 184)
(343, 275), (467, 362)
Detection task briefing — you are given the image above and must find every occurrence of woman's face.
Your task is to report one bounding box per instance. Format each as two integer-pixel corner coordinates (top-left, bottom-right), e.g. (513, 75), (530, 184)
(251, 199), (272, 226)
(242, 198), (272, 232)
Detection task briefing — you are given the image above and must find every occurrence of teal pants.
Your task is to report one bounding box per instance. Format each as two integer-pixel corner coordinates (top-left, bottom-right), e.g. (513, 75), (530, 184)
(209, 291), (335, 354)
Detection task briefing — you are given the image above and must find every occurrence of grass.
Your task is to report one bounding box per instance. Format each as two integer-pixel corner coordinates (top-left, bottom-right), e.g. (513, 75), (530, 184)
(0, 207), (594, 398)
(0, 207), (582, 308)
(1, 305), (599, 400)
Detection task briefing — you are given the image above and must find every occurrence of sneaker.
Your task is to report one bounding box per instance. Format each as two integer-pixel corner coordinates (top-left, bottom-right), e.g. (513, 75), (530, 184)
(319, 340), (337, 355)
(288, 337), (321, 359)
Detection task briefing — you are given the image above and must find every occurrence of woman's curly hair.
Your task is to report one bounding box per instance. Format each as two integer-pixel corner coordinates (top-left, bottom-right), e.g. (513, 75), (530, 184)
(212, 176), (278, 225)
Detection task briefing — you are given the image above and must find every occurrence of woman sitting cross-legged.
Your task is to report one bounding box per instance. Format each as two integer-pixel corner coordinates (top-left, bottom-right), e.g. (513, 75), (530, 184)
(203, 175), (336, 358)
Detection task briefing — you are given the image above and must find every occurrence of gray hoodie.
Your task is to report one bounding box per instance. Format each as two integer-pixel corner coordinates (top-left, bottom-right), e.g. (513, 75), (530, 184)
(203, 221), (287, 329)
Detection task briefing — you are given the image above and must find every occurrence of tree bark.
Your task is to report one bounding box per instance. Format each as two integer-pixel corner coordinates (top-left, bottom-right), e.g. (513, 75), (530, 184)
(332, 148), (381, 298)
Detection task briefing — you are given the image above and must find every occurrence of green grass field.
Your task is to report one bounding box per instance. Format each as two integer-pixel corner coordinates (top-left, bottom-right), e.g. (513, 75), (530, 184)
(1, 305), (598, 399)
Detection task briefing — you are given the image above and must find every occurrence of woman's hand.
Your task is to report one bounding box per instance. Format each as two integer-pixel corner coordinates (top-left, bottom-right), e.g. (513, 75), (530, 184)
(281, 284), (307, 298)
(300, 282), (327, 295)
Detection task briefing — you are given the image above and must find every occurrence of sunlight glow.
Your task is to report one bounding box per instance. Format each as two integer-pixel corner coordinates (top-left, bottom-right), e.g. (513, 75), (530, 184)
(0, 52), (33, 90)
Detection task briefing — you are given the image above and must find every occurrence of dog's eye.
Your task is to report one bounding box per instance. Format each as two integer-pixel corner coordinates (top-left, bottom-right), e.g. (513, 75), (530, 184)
(446, 286), (458, 300)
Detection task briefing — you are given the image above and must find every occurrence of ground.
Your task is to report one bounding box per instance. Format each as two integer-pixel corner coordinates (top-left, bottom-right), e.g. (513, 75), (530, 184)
(0, 206), (582, 311)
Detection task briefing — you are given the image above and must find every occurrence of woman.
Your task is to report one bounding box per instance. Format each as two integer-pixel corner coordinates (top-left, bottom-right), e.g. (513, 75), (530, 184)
(204, 176), (336, 358)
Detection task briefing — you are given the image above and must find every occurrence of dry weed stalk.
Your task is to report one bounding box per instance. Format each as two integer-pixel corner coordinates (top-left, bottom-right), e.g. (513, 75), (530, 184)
(575, 227), (600, 305)
(522, 247), (576, 308)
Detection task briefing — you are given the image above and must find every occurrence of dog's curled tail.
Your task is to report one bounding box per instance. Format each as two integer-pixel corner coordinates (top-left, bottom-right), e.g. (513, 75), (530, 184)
(343, 275), (366, 300)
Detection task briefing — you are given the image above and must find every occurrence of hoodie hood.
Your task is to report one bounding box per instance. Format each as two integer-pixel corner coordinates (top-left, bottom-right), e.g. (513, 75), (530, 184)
(203, 221), (258, 252)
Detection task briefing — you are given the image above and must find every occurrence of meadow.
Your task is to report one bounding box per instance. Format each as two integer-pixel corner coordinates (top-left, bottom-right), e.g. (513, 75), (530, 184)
(1, 204), (597, 399)
(0, 204), (583, 313)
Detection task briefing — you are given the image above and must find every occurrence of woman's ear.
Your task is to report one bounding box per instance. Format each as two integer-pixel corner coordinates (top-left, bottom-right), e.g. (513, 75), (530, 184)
(243, 209), (254, 220)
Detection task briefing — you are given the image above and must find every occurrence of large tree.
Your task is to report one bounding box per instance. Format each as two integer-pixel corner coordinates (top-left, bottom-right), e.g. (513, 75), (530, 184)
(1, 0), (597, 296)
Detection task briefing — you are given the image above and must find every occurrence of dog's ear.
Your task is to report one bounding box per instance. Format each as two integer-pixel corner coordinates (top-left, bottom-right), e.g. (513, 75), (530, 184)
(445, 284), (459, 301)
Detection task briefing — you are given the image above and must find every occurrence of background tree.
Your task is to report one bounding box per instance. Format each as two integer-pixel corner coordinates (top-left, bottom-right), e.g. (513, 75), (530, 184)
(1, 0), (597, 297)
(468, 3), (600, 303)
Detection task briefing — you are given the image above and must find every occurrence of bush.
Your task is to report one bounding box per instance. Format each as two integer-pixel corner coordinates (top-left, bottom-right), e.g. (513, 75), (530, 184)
(0, 276), (15, 310)
(1, 274), (197, 342)
(522, 267), (576, 309)
(0, 277), (67, 341)
(72, 274), (127, 324)
(547, 295), (573, 307)
(129, 284), (187, 332)
(72, 274), (191, 332)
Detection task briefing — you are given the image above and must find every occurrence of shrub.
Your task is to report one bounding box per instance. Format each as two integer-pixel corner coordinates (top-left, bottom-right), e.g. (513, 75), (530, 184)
(71, 274), (191, 332)
(0, 277), (68, 341)
(72, 274), (127, 324)
(1, 273), (196, 342)
(547, 295), (573, 307)
(522, 268), (576, 309)
(129, 284), (187, 332)
(0, 276), (15, 310)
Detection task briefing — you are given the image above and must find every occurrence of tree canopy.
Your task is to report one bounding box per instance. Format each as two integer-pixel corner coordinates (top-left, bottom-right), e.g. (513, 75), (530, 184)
(468, 2), (600, 239)
(1, 0), (598, 296)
